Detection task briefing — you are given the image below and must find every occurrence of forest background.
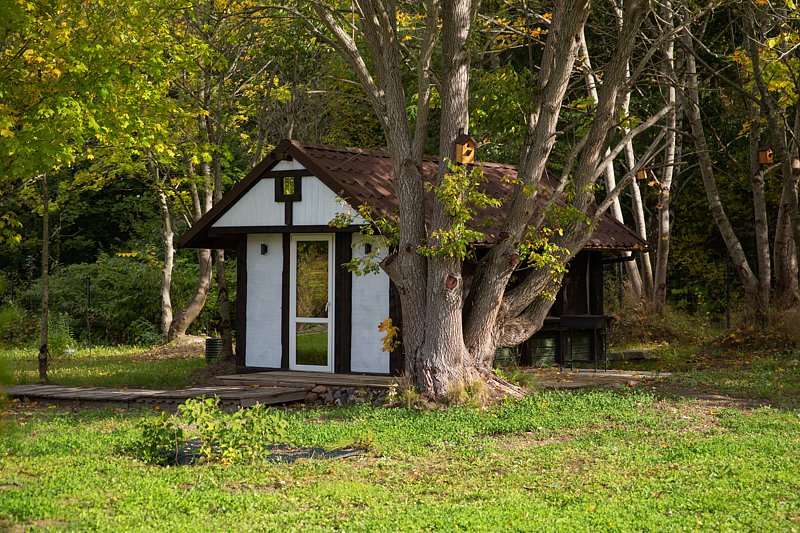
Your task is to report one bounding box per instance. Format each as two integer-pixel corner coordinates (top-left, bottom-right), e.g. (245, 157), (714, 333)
(0, 0), (796, 362)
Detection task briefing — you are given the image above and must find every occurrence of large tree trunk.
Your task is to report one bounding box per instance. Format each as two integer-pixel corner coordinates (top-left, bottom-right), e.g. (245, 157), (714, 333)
(415, 0), (476, 398)
(319, 0), (654, 402)
(38, 174), (49, 383)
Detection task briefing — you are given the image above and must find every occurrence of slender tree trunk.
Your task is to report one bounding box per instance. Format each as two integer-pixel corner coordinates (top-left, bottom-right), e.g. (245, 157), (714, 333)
(38, 174), (49, 383)
(166, 161), (214, 340)
(578, 29), (643, 299)
(747, 101), (771, 321)
(155, 176), (174, 341)
(212, 155), (233, 359)
(774, 182), (800, 308)
(652, 99), (678, 314)
(681, 31), (762, 314)
(651, 0), (679, 314)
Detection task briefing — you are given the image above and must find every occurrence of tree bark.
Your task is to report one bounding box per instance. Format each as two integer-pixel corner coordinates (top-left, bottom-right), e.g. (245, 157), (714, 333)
(681, 30), (762, 314)
(38, 174), (50, 383)
(212, 155), (233, 359)
(156, 185), (174, 341)
(317, 0), (656, 402)
(166, 161), (214, 341)
(417, 0), (476, 397)
(747, 99), (771, 321)
(652, 8), (678, 315)
(578, 28), (643, 300)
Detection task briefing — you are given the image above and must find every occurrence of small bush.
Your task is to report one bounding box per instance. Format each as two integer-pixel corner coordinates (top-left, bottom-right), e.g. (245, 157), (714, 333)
(127, 317), (162, 346)
(136, 413), (185, 465)
(48, 312), (74, 356)
(133, 397), (290, 465)
(0, 305), (37, 347)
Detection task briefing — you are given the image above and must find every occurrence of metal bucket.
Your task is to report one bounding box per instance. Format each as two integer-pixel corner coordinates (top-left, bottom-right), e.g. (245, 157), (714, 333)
(205, 338), (223, 364)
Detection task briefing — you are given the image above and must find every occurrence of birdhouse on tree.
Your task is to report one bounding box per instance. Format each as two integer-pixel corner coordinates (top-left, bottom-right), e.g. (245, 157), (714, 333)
(454, 133), (476, 164)
(758, 145), (774, 165)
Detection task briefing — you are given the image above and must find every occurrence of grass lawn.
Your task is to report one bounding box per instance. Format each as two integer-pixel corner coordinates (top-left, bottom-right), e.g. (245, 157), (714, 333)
(0, 344), (205, 390)
(1, 391), (799, 531)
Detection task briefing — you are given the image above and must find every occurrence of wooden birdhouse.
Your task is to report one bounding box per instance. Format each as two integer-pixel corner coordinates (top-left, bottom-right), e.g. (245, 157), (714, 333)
(758, 145), (774, 165)
(636, 168), (648, 180)
(454, 133), (476, 164)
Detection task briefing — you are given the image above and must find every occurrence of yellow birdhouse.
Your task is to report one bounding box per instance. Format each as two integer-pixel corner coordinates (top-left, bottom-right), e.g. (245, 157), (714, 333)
(758, 145), (774, 165)
(454, 133), (476, 164)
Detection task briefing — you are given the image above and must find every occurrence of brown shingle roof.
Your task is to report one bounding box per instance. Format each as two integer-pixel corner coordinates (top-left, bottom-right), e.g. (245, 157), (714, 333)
(181, 139), (648, 252)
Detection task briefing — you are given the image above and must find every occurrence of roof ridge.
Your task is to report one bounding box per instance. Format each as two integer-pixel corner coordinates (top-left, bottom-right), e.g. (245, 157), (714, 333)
(291, 139), (520, 169)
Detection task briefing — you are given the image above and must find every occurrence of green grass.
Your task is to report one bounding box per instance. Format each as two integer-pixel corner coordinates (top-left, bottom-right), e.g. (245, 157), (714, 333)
(0, 345), (205, 389)
(607, 308), (800, 408)
(1, 391), (799, 531)
(665, 351), (800, 407)
(295, 331), (328, 366)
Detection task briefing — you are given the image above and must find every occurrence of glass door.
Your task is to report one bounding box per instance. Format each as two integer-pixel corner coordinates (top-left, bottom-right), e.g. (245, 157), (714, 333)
(289, 234), (334, 372)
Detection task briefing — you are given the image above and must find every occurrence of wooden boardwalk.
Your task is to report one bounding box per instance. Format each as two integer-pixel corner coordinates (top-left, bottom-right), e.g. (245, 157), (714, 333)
(217, 371), (397, 389)
(2, 384), (307, 409)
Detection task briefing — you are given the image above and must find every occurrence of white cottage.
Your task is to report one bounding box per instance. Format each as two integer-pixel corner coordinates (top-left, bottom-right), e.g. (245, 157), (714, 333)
(181, 140), (647, 375)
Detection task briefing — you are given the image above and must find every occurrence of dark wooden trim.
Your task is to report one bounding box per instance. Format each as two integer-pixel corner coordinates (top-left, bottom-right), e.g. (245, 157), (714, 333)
(389, 281), (404, 376)
(265, 169), (306, 178)
(284, 201), (293, 226)
(179, 139), (296, 248)
(209, 225), (362, 236)
(235, 365), (282, 373)
(235, 237), (247, 368)
(234, 366), (391, 376)
(275, 174), (303, 202)
(334, 233), (352, 373)
(589, 251), (604, 315)
(281, 234), (290, 370)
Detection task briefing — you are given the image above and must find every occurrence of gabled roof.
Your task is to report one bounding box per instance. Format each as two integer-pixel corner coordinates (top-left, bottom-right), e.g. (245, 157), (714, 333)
(180, 139), (649, 252)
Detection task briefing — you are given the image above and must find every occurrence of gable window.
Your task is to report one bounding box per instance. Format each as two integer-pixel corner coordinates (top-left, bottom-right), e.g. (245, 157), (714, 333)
(275, 175), (302, 202)
(283, 177), (295, 196)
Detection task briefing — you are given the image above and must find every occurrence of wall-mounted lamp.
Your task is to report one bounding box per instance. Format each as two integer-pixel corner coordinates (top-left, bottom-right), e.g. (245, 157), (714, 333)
(260, 244), (269, 255)
(364, 243), (372, 254)
(758, 145), (774, 165)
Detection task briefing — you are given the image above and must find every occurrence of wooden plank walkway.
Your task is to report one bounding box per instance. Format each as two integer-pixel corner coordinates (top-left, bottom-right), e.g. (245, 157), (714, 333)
(217, 371), (398, 389)
(2, 384), (307, 409)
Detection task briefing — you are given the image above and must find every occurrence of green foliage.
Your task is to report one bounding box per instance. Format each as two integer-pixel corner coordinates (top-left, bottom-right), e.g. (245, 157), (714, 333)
(420, 162), (502, 260)
(0, 306), (37, 348)
(331, 202), (398, 276)
(136, 412), (185, 465)
(17, 254), (234, 344)
(47, 313), (75, 357)
(134, 397), (291, 465)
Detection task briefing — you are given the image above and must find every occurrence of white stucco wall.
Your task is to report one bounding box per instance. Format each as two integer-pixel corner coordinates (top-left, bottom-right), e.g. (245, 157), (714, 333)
(245, 234), (283, 368)
(349, 234), (390, 374)
(212, 179), (284, 227)
(212, 159), (365, 228)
